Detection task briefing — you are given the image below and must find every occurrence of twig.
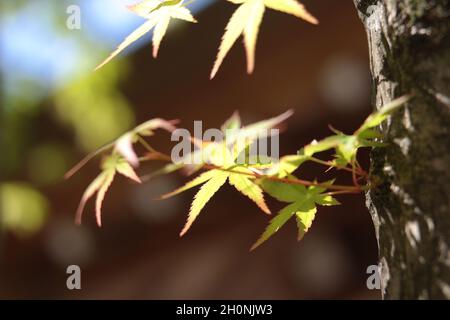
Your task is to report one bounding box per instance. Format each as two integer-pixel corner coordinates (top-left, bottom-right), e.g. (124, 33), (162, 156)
(141, 151), (363, 193)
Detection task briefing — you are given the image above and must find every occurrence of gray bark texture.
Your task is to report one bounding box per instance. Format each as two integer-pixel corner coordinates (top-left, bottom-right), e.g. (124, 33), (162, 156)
(353, 0), (450, 299)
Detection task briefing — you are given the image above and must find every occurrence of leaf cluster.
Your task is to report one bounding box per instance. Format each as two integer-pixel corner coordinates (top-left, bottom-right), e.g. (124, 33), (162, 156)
(95, 0), (318, 78)
(67, 96), (410, 249)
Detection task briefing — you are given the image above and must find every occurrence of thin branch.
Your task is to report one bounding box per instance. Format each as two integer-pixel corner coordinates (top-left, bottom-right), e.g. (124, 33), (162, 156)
(309, 157), (366, 176)
(138, 136), (156, 153)
(64, 142), (114, 179)
(325, 189), (361, 196)
(142, 151), (363, 193)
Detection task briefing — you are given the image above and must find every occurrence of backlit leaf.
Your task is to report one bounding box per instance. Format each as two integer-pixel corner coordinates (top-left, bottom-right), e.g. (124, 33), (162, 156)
(115, 132), (139, 167)
(211, 0), (317, 78)
(95, 18), (158, 70)
(76, 171), (108, 225)
(314, 194), (340, 206)
(260, 179), (306, 203)
(356, 95), (411, 134)
(295, 205), (317, 241)
(131, 0), (184, 17)
(95, 169), (116, 227)
(221, 111), (242, 132)
(210, 0), (250, 79)
(251, 201), (307, 250)
(264, 0), (318, 24)
(66, 118), (176, 177)
(302, 135), (346, 157)
(180, 171), (229, 236)
(228, 109), (293, 151)
(254, 179), (340, 249)
(134, 118), (178, 136)
(242, 0), (265, 74)
(96, 0), (196, 70)
(153, 14), (171, 57)
(335, 136), (358, 165)
(116, 161), (142, 183)
(168, 6), (197, 22)
(160, 169), (219, 199)
(229, 170), (270, 214)
(272, 154), (309, 178)
(75, 154), (142, 226)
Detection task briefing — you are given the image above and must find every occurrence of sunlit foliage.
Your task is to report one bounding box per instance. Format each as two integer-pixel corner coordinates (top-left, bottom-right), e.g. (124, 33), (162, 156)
(68, 96), (410, 249)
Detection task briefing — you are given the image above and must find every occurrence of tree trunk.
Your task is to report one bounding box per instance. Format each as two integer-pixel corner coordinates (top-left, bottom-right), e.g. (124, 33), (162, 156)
(353, 0), (450, 299)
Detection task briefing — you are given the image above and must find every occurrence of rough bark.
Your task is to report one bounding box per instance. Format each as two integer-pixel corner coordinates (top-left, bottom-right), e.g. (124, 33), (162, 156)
(353, 0), (450, 299)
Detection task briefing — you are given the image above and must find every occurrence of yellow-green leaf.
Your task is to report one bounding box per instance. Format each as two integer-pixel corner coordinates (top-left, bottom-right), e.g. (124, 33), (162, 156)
(75, 154), (143, 226)
(221, 111), (242, 132)
(356, 95), (410, 134)
(160, 169), (219, 199)
(229, 171), (270, 214)
(116, 161), (142, 183)
(96, 0), (196, 70)
(254, 179), (340, 249)
(263, 0), (318, 24)
(127, 0), (163, 16)
(260, 179), (306, 202)
(314, 194), (340, 206)
(134, 118), (178, 136)
(295, 205), (317, 241)
(180, 171), (229, 236)
(152, 13), (171, 57)
(302, 135), (345, 157)
(66, 118), (176, 177)
(167, 6), (197, 23)
(75, 171), (108, 225)
(273, 154), (309, 178)
(243, 0), (265, 74)
(228, 109), (293, 150)
(211, 0), (317, 78)
(95, 18), (158, 70)
(210, 0), (252, 79)
(140, 0), (184, 16)
(95, 169), (116, 227)
(335, 136), (358, 165)
(251, 201), (306, 250)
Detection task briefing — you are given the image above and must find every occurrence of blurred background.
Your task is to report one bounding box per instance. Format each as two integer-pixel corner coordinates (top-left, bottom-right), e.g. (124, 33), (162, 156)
(0, 0), (379, 299)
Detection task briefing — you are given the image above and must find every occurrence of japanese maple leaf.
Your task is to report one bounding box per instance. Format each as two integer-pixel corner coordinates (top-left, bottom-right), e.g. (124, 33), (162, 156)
(210, 0), (318, 79)
(95, 0), (197, 70)
(67, 118), (177, 227)
(160, 111), (294, 237)
(251, 180), (339, 250)
(75, 154), (141, 227)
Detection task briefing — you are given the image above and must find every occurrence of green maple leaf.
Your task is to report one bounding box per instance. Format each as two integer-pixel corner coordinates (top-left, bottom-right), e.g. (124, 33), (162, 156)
(265, 154), (309, 178)
(251, 179), (339, 250)
(356, 95), (411, 134)
(210, 0), (318, 78)
(298, 95), (411, 166)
